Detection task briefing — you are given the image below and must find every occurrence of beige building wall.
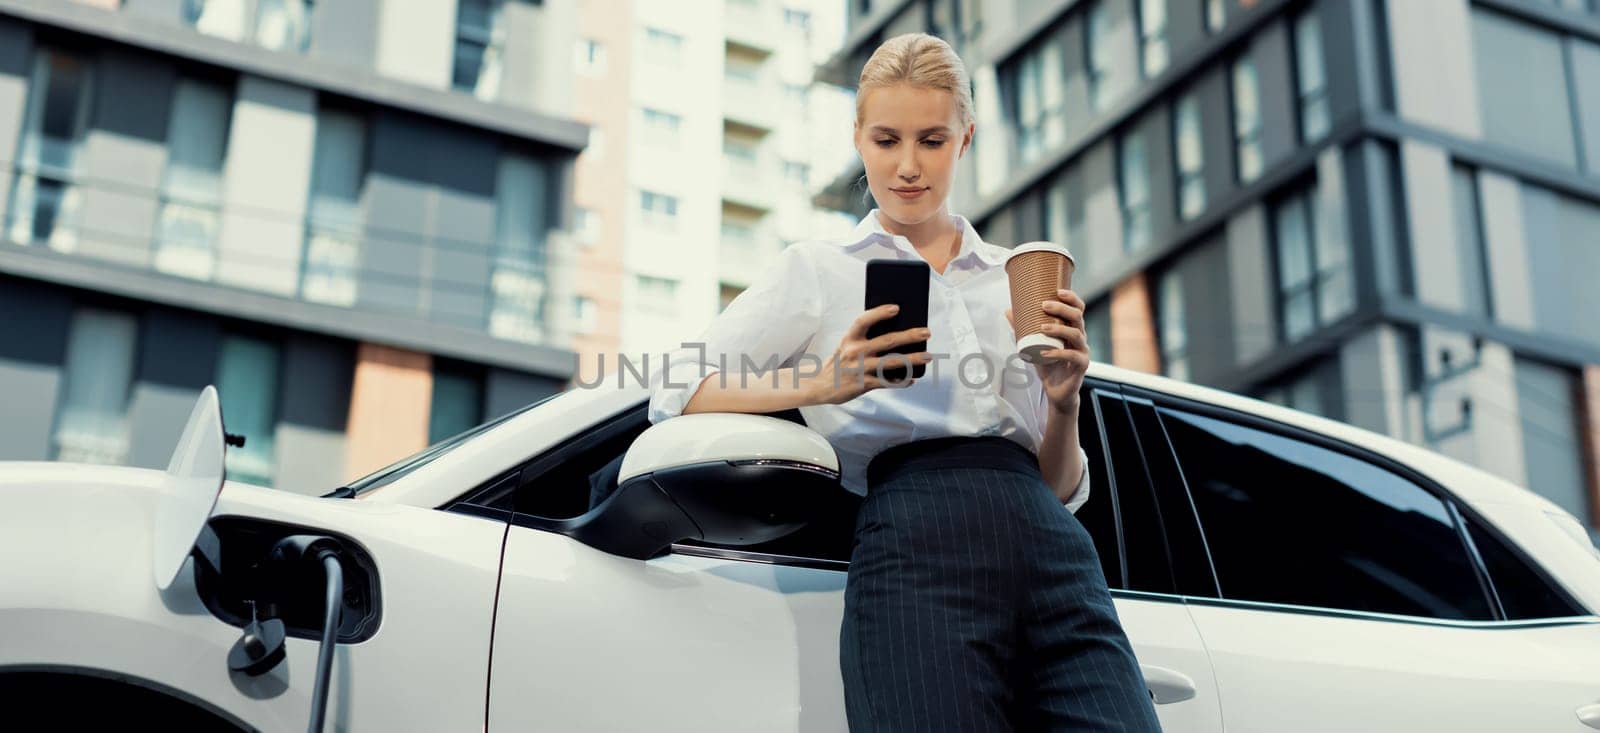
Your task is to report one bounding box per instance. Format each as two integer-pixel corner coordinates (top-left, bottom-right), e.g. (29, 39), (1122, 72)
(568, 0), (633, 387)
(345, 343), (433, 479)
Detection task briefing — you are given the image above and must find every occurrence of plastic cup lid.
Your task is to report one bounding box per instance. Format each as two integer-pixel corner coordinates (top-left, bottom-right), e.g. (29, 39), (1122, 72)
(1004, 240), (1076, 266)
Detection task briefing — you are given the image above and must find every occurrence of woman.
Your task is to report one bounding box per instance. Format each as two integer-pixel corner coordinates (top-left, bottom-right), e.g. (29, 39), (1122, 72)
(648, 32), (1161, 732)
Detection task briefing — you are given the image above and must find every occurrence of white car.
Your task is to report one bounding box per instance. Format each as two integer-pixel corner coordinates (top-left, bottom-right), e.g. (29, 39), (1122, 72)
(2, 363), (1599, 732)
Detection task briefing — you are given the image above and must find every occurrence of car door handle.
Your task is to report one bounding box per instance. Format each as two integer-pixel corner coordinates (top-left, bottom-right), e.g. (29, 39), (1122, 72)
(1577, 702), (1600, 729)
(1141, 665), (1197, 705)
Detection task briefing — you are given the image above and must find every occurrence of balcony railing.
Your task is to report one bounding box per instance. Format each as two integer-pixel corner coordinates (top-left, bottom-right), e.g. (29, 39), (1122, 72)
(1, 159), (582, 349)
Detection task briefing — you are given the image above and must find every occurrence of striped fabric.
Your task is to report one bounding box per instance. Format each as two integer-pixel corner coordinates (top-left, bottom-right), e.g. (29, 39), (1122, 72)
(839, 436), (1162, 732)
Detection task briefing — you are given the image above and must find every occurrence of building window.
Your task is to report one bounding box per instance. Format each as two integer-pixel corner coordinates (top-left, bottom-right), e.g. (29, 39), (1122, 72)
(1118, 132), (1151, 253)
(1173, 92), (1205, 220)
(783, 160), (810, 186)
(572, 295), (597, 334)
(574, 206), (599, 244)
(1157, 270), (1188, 381)
(639, 190), (678, 229)
(1137, 0), (1169, 78)
(641, 107), (682, 148)
(184, 0), (314, 52)
(575, 38), (607, 76)
(301, 108), (366, 307)
(636, 274), (679, 315)
(1469, 9), (1578, 169)
(1231, 55), (1263, 184)
(429, 361), (484, 445)
(4, 48), (92, 252)
(1272, 183), (1352, 342)
(452, 0), (506, 100)
(644, 27), (685, 66)
(154, 77), (233, 282)
(1293, 9), (1330, 143)
(1085, 0), (1133, 114)
(783, 7), (811, 30)
(51, 307), (138, 465)
(1012, 38), (1065, 164)
(1204, 0), (1225, 33)
(489, 154), (553, 345)
(216, 333), (281, 486)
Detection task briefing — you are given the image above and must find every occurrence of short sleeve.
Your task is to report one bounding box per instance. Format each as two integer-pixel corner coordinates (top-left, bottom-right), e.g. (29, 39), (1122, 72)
(1064, 444), (1091, 514)
(647, 243), (823, 423)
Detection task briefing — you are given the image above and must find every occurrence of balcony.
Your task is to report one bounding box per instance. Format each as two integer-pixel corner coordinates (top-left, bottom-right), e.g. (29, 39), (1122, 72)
(725, 0), (776, 56)
(723, 69), (777, 135)
(722, 154), (777, 213)
(718, 221), (777, 287)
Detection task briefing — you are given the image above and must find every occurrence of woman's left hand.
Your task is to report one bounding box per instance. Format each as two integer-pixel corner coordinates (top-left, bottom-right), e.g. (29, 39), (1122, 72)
(1005, 288), (1091, 415)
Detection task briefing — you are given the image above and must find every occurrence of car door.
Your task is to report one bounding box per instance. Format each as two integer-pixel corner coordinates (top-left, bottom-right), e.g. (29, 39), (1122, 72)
(1134, 386), (1600, 732)
(1083, 386), (1224, 733)
(484, 387), (1222, 731)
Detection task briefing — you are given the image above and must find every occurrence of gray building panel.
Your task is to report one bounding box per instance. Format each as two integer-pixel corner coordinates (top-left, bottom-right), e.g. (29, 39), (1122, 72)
(126, 308), (220, 469)
(429, 186), (496, 329)
(1195, 66), (1235, 210)
(310, 0), (380, 70)
(1178, 233), (1236, 385)
(484, 367), (563, 422)
(0, 278), (69, 461)
(273, 333), (353, 493)
(1225, 204), (1276, 366)
(1165, 0), (1207, 60)
(1250, 20), (1298, 171)
(1012, 188), (1043, 244)
(76, 49), (175, 269)
(122, 0), (183, 22)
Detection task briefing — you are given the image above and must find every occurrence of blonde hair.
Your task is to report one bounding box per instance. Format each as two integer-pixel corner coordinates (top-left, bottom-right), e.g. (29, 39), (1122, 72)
(855, 33), (974, 128)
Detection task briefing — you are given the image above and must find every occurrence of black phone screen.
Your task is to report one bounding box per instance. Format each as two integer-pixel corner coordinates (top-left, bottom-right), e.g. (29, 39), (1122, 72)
(864, 259), (931, 381)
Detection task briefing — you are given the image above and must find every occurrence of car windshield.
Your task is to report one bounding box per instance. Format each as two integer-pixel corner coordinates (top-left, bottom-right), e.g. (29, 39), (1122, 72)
(334, 392), (562, 497)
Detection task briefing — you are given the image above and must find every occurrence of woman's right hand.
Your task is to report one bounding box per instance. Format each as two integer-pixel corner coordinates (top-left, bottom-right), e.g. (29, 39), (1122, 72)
(805, 304), (933, 405)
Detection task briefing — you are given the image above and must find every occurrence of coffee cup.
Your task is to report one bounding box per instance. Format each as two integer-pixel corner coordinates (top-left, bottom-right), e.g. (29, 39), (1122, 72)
(1003, 241), (1076, 364)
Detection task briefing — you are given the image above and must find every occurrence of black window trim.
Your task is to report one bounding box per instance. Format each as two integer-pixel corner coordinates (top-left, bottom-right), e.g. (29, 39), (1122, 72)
(1124, 392), (1223, 597)
(1123, 383), (1595, 622)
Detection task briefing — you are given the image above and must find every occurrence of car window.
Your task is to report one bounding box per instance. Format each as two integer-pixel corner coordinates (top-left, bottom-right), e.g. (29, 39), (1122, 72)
(1095, 392), (1178, 595)
(1464, 513), (1587, 619)
(1065, 388), (1122, 591)
(1126, 399), (1220, 597)
(1158, 406), (1495, 620)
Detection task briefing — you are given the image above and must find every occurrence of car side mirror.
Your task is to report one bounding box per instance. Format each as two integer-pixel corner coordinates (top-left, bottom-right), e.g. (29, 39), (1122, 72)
(519, 413), (842, 560)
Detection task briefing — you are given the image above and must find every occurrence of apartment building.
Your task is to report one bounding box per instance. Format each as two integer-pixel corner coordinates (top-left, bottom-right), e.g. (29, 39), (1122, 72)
(566, 0), (857, 377)
(0, 0), (587, 492)
(815, 0), (1600, 538)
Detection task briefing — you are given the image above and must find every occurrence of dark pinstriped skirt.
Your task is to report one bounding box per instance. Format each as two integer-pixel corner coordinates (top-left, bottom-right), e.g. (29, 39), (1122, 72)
(838, 436), (1162, 732)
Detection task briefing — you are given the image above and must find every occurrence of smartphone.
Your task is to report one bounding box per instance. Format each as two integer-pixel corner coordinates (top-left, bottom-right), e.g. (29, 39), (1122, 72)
(864, 259), (931, 381)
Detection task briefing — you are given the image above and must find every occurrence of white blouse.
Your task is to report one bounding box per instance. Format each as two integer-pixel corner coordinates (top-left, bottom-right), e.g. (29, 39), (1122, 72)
(647, 209), (1091, 513)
